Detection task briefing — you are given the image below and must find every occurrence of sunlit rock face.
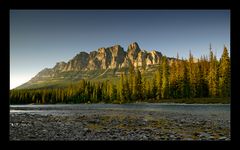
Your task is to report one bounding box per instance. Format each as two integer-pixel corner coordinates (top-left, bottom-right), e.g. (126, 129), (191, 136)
(146, 50), (162, 66)
(53, 61), (67, 71)
(63, 52), (90, 71)
(26, 42), (172, 87)
(43, 42), (165, 73)
(108, 45), (126, 69)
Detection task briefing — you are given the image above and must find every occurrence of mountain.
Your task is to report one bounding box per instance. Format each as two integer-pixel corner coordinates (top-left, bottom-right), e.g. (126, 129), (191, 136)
(16, 42), (171, 89)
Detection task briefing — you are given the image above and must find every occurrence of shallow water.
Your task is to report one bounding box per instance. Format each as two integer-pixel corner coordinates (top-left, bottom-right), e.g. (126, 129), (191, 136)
(10, 103), (230, 117)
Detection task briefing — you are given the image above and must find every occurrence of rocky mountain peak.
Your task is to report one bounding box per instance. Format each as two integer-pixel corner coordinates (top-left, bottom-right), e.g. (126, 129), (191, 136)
(16, 42), (179, 89)
(89, 51), (98, 58)
(108, 45), (126, 69)
(63, 51), (90, 71)
(41, 42), (166, 72)
(109, 45), (124, 54)
(127, 42), (141, 64)
(98, 47), (106, 53)
(112, 44), (121, 48)
(75, 51), (89, 58)
(29, 42), (168, 83)
(127, 42), (140, 53)
(53, 61), (67, 71)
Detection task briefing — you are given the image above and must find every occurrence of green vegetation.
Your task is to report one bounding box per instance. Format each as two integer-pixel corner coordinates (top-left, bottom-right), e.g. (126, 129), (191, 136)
(10, 46), (230, 104)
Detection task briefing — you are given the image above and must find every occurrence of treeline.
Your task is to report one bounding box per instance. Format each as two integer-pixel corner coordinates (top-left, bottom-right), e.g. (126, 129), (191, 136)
(10, 46), (230, 104)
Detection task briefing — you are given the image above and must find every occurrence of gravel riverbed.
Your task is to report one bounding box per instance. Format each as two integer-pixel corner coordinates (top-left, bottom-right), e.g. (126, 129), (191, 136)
(10, 108), (230, 141)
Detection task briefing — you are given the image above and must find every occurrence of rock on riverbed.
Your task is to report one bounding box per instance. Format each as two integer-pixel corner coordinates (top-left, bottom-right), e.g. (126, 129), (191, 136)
(9, 109), (230, 141)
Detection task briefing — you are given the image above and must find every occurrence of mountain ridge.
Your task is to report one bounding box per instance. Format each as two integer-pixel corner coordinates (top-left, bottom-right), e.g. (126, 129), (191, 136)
(16, 42), (174, 89)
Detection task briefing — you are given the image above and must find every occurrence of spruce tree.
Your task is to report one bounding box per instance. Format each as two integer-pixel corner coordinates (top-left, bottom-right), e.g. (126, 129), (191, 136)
(182, 60), (190, 98)
(170, 59), (177, 98)
(188, 51), (197, 98)
(208, 49), (218, 97)
(219, 46), (230, 97)
(151, 74), (158, 100)
(135, 69), (142, 101)
(161, 56), (170, 99)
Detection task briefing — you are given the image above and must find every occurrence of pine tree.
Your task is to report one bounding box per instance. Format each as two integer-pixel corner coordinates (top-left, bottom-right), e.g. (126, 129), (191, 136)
(146, 80), (151, 100)
(161, 56), (170, 99)
(201, 55), (210, 97)
(125, 75), (131, 102)
(188, 51), (197, 98)
(128, 63), (135, 101)
(195, 59), (203, 97)
(110, 84), (117, 102)
(135, 68), (142, 101)
(208, 49), (218, 97)
(151, 74), (158, 100)
(119, 73), (125, 103)
(169, 59), (177, 98)
(219, 46), (230, 97)
(175, 53), (183, 98)
(182, 60), (190, 98)
(156, 61), (163, 100)
(142, 77), (147, 101)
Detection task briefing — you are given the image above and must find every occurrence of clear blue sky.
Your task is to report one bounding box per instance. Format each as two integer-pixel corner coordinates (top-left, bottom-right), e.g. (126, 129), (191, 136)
(10, 10), (230, 89)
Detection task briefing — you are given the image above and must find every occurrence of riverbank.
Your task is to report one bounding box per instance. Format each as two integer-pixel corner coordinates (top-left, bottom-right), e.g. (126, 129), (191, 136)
(10, 97), (230, 105)
(152, 97), (230, 104)
(128, 97), (230, 104)
(10, 105), (230, 141)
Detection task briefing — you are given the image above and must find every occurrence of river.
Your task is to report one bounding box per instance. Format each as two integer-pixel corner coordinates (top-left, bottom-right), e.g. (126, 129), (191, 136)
(10, 103), (230, 118)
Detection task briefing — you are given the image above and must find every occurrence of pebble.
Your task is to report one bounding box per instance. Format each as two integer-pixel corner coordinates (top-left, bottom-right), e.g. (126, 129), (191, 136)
(199, 132), (211, 138)
(180, 119), (185, 123)
(10, 110), (230, 141)
(208, 136), (215, 140)
(83, 128), (90, 132)
(141, 135), (148, 140)
(183, 138), (193, 140)
(193, 132), (200, 136)
(111, 135), (118, 139)
(218, 136), (227, 140)
(143, 118), (148, 122)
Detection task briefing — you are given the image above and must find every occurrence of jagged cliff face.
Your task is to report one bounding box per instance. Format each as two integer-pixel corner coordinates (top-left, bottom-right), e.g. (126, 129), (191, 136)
(22, 42), (166, 88)
(49, 42), (162, 73)
(53, 45), (126, 71)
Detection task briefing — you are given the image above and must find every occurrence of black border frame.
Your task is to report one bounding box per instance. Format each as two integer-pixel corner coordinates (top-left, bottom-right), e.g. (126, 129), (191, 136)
(1, 0), (240, 148)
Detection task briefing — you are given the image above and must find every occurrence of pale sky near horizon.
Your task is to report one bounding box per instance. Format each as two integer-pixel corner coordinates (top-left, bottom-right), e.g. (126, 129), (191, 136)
(10, 10), (230, 89)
